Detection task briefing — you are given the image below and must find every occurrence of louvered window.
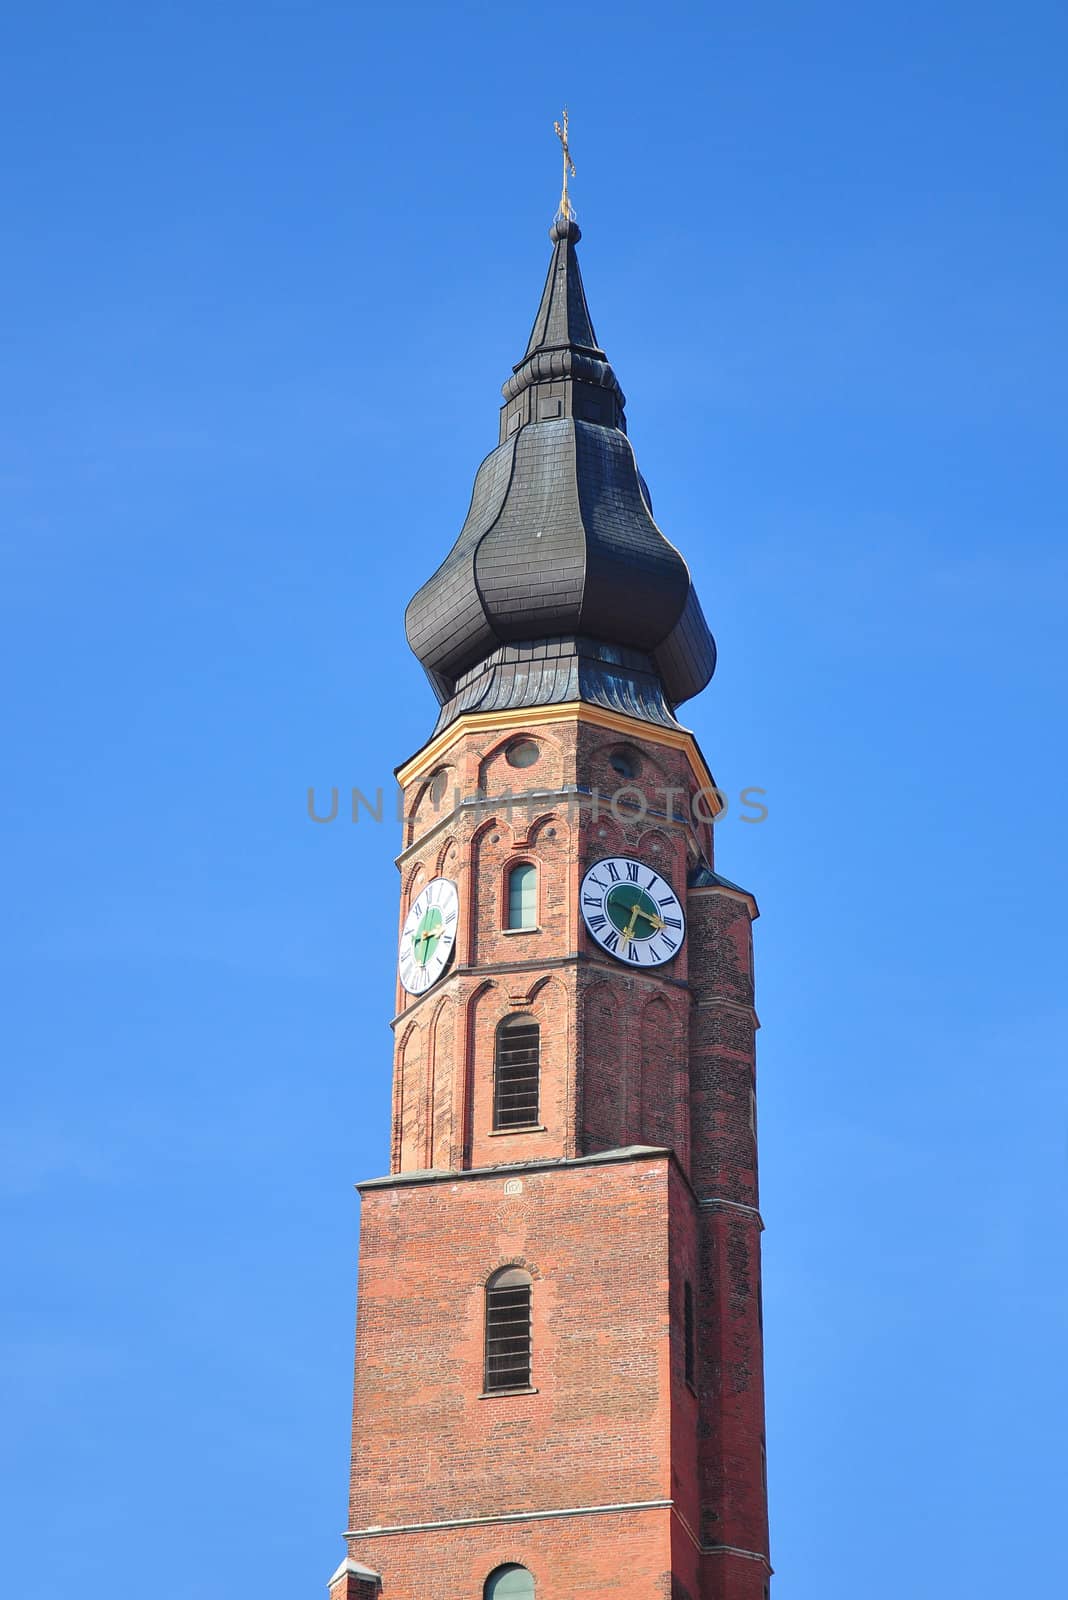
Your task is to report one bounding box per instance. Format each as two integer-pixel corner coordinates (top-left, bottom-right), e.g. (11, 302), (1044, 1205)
(506, 862), (537, 929)
(484, 1268), (532, 1392)
(493, 1017), (540, 1129)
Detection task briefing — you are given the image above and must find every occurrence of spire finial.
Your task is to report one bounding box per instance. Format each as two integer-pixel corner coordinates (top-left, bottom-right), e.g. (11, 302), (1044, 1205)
(553, 107), (576, 221)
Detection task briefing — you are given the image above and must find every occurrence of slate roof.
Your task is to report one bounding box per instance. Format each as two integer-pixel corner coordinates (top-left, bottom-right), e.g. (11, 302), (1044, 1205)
(405, 216), (716, 728)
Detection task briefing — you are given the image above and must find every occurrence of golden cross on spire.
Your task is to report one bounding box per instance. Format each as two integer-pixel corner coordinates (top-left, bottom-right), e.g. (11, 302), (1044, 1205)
(554, 107), (576, 220)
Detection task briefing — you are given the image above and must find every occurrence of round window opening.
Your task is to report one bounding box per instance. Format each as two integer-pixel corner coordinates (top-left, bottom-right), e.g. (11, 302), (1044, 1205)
(609, 746), (643, 780)
(506, 739), (541, 770)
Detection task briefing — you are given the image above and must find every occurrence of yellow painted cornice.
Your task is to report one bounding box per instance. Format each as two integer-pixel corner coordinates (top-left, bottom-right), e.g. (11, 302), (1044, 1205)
(396, 701), (717, 798)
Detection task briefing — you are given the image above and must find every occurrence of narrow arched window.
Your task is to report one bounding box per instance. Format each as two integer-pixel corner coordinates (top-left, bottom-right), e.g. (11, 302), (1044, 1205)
(506, 862), (537, 929)
(484, 1268), (533, 1393)
(494, 1016), (540, 1130)
(484, 1565), (534, 1599)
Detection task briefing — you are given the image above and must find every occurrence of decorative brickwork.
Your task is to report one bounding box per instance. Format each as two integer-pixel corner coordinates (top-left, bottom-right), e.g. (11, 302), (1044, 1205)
(336, 705), (770, 1598)
(332, 210), (770, 1600)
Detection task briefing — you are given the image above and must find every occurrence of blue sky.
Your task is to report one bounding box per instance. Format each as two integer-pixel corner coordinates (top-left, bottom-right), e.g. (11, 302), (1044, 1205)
(3, 2), (1067, 1596)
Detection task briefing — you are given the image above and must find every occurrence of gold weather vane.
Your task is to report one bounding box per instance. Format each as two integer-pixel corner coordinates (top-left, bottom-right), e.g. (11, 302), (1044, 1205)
(554, 107), (576, 220)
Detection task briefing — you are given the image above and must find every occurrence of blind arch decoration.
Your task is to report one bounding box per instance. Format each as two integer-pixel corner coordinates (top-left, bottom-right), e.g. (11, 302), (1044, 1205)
(484, 1565), (535, 1599)
(484, 1268), (533, 1392)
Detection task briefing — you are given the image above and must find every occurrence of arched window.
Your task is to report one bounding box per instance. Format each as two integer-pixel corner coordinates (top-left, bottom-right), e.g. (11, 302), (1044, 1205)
(484, 1566), (534, 1599)
(484, 1268), (532, 1392)
(506, 862), (537, 929)
(493, 1016), (540, 1130)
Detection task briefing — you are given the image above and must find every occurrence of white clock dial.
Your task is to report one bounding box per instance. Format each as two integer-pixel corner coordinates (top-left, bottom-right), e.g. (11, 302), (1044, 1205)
(580, 855), (685, 968)
(399, 877), (459, 995)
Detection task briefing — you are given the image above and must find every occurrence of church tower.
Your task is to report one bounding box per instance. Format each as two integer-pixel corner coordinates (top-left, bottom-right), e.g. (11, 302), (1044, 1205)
(330, 202), (771, 1600)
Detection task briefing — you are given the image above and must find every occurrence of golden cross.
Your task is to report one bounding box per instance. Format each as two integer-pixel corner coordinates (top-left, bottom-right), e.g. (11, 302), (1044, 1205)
(554, 107), (576, 220)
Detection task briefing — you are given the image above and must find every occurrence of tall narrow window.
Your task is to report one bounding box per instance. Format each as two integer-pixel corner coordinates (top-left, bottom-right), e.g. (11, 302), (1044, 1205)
(684, 1280), (696, 1386)
(484, 1268), (532, 1392)
(506, 862), (537, 929)
(485, 1566), (534, 1599)
(493, 1016), (540, 1129)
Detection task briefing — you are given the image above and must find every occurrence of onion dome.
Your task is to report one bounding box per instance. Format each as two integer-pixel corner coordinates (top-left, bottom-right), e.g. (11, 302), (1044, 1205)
(405, 217), (716, 734)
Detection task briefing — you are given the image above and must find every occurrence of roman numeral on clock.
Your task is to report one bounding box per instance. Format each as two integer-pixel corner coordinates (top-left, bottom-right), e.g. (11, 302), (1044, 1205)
(398, 877), (459, 996)
(580, 857), (685, 970)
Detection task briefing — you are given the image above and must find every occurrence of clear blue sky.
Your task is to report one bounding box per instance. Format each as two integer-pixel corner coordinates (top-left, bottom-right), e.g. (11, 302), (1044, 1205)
(3, 3), (1066, 1596)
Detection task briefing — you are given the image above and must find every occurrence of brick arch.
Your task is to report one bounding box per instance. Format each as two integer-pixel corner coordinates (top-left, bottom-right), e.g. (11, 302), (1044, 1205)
(523, 809), (571, 848)
(590, 732), (673, 784)
(405, 762), (456, 848)
(584, 813), (628, 859)
(435, 834), (459, 879)
(427, 994), (458, 1169)
(476, 725), (565, 794)
(402, 860), (426, 910)
(469, 814), (512, 962)
(486, 1254), (543, 1281)
(525, 971), (572, 1141)
(521, 971), (558, 1006)
(636, 823), (686, 887)
(462, 978), (497, 1161)
(393, 1018), (424, 1174)
(581, 978), (629, 1154)
(636, 824), (674, 857)
(514, 970), (566, 1036)
(639, 995), (680, 1154)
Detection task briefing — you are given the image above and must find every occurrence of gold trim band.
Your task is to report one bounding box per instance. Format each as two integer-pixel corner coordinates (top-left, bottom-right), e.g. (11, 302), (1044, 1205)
(396, 702), (716, 796)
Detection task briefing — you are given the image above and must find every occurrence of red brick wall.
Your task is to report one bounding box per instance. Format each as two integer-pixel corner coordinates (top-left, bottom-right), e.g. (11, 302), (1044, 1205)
(346, 710), (770, 1598)
(350, 1512), (673, 1600)
(390, 715), (710, 1174)
(350, 1154), (672, 1534)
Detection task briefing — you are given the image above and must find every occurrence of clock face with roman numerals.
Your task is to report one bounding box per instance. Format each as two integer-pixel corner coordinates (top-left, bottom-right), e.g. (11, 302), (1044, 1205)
(399, 877), (459, 995)
(580, 855), (686, 968)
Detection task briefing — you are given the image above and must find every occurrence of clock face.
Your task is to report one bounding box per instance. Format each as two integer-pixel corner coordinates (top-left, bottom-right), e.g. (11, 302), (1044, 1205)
(580, 855), (685, 967)
(399, 877), (459, 995)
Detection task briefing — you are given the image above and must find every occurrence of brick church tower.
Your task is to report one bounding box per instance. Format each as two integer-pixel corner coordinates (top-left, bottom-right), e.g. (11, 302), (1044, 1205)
(329, 205), (770, 1600)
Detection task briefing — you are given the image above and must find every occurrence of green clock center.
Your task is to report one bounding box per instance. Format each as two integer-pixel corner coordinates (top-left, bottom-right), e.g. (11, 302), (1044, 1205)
(605, 884), (661, 940)
(412, 907), (444, 967)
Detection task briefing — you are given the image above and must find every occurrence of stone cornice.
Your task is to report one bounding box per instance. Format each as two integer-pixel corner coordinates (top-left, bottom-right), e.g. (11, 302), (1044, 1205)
(396, 701), (717, 798)
(356, 1143), (672, 1194)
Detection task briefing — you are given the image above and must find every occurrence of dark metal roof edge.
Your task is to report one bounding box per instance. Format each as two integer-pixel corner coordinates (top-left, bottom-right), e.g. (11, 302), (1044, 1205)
(687, 863), (760, 919)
